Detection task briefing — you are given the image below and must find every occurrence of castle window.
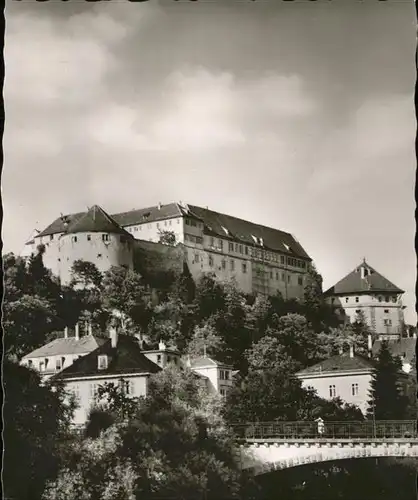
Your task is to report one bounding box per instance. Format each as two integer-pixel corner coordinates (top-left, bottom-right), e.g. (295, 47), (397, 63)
(280, 256), (285, 264)
(351, 383), (359, 396)
(287, 275), (291, 283)
(355, 309), (360, 314)
(50, 234), (54, 241)
(222, 260), (226, 270)
(157, 355), (162, 364)
(102, 234), (110, 242)
(355, 297), (359, 303)
(230, 259), (235, 271)
(392, 296), (397, 302)
(218, 239), (223, 250)
(169, 220), (172, 226)
(242, 262), (247, 274)
(282, 272), (285, 281)
(384, 309), (389, 314)
(156, 222), (160, 228)
(270, 270), (273, 279)
(210, 237), (215, 247)
(97, 254), (102, 258)
(209, 255), (214, 267)
(378, 296), (382, 302)
(72, 236), (77, 243)
(384, 319), (392, 326)
(58, 258), (61, 262)
(239, 245), (243, 254)
(245, 246), (249, 255)
(185, 219), (190, 225)
(329, 385), (336, 398)
(276, 272), (279, 280)
(87, 234), (91, 241)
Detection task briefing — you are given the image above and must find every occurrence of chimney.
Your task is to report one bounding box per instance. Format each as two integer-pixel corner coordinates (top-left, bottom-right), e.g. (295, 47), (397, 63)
(64, 327), (68, 339)
(88, 322), (93, 336)
(349, 345), (354, 358)
(158, 341), (166, 351)
(158, 202), (162, 210)
(413, 332), (417, 339)
(75, 323), (80, 341)
(109, 326), (118, 349)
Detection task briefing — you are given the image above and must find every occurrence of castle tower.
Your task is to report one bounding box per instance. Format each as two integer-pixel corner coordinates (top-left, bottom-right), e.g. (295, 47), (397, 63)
(324, 259), (405, 340)
(57, 205), (134, 285)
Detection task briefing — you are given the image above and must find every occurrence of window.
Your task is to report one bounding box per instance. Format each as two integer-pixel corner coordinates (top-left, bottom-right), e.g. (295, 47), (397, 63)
(280, 256), (285, 264)
(355, 297), (359, 303)
(169, 220), (172, 226)
(276, 272), (279, 280)
(90, 383), (99, 400)
(220, 388), (226, 397)
(245, 246), (249, 255)
(242, 262), (247, 274)
(351, 383), (359, 396)
(102, 234), (110, 242)
(345, 298), (349, 303)
(209, 255), (214, 267)
(392, 296), (397, 303)
(147, 224), (151, 229)
(355, 309), (360, 314)
(220, 370), (230, 380)
(230, 259), (235, 271)
(287, 275), (291, 283)
(157, 354), (162, 364)
(298, 276), (303, 286)
(50, 234), (54, 241)
(282, 272), (285, 281)
(270, 270), (273, 279)
(218, 239), (223, 251)
(55, 357), (63, 370)
(119, 380), (132, 395)
(384, 309), (389, 314)
(39, 361), (45, 372)
(167, 356), (171, 363)
(239, 245), (243, 254)
(72, 236), (77, 243)
(156, 222), (160, 228)
(196, 236), (203, 244)
(378, 296), (382, 302)
(228, 242), (234, 252)
(222, 260), (226, 270)
(28, 360), (33, 367)
(210, 237), (215, 247)
(97, 253), (102, 258)
(331, 298), (335, 304)
(329, 385), (336, 398)
(98, 355), (108, 370)
(87, 234), (91, 241)
(384, 319), (392, 326)
(185, 219), (190, 225)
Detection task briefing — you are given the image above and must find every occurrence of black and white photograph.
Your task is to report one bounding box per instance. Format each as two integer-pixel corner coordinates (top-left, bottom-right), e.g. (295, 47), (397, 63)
(3, 0), (417, 499)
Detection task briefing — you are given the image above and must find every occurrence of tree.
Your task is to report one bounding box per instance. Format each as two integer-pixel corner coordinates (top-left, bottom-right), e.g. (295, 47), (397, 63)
(102, 266), (153, 332)
(4, 359), (76, 500)
(45, 366), (253, 500)
(193, 273), (226, 321)
(158, 229), (177, 246)
(245, 335), (300, 374)
(70, 259), (103, 289)
(367, 341), (408, 420)
(186, 322), (225, 359)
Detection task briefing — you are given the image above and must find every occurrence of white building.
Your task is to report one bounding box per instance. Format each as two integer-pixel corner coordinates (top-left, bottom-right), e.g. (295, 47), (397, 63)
(23, 202), (312, 299)
(324, 259), (405, 339)
(189, 356), (235, 397)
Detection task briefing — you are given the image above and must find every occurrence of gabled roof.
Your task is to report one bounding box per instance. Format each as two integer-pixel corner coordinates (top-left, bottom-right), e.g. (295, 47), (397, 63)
(372, 337), (416, 364)
(22, 335), (107, 359)
(296, 353), (374, 377)
(53, 334), (161, 379)
(66, 205), (131, 236)
(324, 260), (404, 296)
(112, 203), (183, 227)
(187, 204), (311, 260)
(190, 356), (233, 369)
(37, 211), (86, 237)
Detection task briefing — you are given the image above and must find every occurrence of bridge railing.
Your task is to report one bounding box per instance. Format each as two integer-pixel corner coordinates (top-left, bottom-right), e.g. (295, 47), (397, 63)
(230, 420), (417, 440)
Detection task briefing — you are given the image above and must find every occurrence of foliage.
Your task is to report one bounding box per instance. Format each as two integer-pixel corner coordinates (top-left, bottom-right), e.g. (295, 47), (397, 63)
(367, 341), (409, 419)
(158, 229), (177, 246)
(186, 322), (226, 359)
(46, 366), (253, 500)
(3, 359), (76, 500)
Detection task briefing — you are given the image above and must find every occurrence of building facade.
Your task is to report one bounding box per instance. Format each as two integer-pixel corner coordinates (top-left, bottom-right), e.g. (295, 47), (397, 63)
(23, 202), (312, 299)
(296, 348), (374, 415)
(324, 260), (405, 339)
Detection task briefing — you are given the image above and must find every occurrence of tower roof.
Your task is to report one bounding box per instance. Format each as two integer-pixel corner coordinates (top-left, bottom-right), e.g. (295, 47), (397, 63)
(324, 260), (404, 296)
(66, 205), (131, 236)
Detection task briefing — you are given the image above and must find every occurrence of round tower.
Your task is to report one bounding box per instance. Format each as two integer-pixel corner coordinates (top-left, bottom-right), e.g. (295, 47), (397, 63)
(58, 205), (134, 285)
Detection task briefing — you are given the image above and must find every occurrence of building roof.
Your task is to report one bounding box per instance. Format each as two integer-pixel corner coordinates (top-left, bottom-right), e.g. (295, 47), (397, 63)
(190, 356), (233, 369)
(65, 205), (131, 236)
(22, 335), (107, 359)
(36, 202), (311, 260)
(52, 334), (162, 379)
(324, 260), (404, 296)
(296, 353), (374, 377)
(187, 204), (311, 259)
(372, 337), (416, 364)
(112, 203), (183, 227)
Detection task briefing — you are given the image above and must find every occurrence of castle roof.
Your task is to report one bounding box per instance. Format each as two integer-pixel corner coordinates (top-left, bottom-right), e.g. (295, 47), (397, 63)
(52, 334), (161, 380)
(36, 202), (311, 260)
(66, 205), (131, 236)
(324, 260), (404, 296)
(296, 353), (374, 377)
(190, 356), (233, 369)
(22, 334), (107, 359)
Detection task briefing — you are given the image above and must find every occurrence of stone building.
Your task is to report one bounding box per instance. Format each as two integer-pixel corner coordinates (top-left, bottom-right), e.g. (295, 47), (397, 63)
(23, 201), (312, 299)
(324, 259), (405, 339)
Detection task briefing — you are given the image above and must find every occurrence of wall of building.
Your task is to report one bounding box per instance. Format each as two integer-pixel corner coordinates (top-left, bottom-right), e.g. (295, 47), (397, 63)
(191, 365), (234, 396)
(327, 294), (404, 336)
(125, 217), (184, 244)
(65, 374), (148, 425)
(299, 371), (372, 414)
(58, 232), (133, 285)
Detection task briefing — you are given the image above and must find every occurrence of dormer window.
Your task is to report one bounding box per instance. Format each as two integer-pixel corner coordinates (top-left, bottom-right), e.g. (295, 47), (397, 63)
(143, 212), (151, 220)
(98, 355), (108, 370)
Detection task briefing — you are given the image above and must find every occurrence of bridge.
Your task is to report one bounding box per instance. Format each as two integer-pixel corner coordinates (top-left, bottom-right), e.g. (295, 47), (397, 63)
(230, 420), (418, 474)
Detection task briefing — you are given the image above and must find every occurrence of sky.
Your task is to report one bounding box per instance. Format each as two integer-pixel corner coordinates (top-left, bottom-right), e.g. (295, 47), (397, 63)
(4, 0), (416, 323)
